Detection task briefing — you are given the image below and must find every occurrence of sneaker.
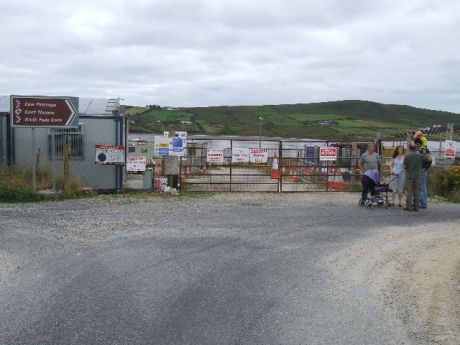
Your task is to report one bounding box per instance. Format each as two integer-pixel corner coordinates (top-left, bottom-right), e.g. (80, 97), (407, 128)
(360, 199), (366, 206)
(412, 208), (419, 212)
(419, 206), (427, 209)
(403, 207), (412, 211)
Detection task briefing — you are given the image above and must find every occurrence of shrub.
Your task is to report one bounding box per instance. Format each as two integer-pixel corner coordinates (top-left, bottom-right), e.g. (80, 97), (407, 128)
(429, 167), (449, 197)
(442, 165), (460, 192)
(429, 166), (460, 200)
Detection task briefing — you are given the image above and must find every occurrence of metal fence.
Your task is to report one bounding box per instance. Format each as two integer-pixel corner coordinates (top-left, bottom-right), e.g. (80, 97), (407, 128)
(180, 138), (373, 192)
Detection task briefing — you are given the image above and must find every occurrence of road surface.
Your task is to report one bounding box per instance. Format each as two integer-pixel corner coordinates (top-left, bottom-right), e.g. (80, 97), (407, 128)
(0, 193), (458, 344)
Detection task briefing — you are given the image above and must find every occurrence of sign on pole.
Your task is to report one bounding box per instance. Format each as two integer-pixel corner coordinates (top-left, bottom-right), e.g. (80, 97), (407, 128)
(320, 147), (338, 161)
(170, 136), (185, 156)
(249, 148), (268, 163)
(10, 96), (79, 192)
(445, 140), (456, 159)
(207, 149), (224, 164)
(154, 136), (171, 156)
(10, 96), (79, 128)
(95, 145), (126, 165)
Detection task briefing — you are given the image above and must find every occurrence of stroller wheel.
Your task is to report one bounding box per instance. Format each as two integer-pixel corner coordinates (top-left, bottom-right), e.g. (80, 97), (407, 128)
(359, 199), (366, 207)
(387, 203), (394, 208)
(367, 203), (373, 209)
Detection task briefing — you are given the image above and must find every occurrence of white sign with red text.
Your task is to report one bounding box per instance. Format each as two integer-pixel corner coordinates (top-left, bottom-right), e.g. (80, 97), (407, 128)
(445, 140), (456, 158)
(320, 147), (338, 161)
(249, 148), (268, 163)
(207, 149), (224, 164)
(127, 156), (147, 172)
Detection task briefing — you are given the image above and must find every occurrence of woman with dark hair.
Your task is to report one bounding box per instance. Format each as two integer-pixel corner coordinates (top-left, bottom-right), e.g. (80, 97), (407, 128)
(390, 146), (405, 207)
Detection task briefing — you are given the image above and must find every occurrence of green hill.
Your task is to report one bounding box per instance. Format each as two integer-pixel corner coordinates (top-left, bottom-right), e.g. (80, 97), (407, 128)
(126, 100), (460, 140)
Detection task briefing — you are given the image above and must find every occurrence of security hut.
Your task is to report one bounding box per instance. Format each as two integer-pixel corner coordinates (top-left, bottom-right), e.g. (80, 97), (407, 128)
(0, 96), (128, 191)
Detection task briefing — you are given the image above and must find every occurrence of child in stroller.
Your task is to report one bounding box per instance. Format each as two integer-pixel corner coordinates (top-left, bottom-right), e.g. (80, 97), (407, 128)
(359, 170), (395, 208)
(363, 181), (394, 208)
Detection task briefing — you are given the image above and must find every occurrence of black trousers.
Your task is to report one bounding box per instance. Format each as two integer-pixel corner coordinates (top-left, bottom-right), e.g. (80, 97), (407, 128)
(361, 175), (376, 199)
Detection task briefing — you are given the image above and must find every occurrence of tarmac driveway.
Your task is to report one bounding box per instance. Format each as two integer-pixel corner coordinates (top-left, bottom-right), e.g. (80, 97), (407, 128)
(0, 193), (459, 345)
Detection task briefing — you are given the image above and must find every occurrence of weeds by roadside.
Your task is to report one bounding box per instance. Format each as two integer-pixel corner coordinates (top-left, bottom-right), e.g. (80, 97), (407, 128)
(429, 166), (460, 203)
(0, 164), (92, 203)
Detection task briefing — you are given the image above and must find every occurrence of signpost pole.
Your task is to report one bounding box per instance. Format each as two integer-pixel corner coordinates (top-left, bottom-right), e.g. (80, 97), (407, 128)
(31, 128), (36, 191)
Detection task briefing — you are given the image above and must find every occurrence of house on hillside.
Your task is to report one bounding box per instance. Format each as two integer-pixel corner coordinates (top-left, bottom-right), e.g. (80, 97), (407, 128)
(320, 120), (338, 126)
(0, 96), (128, 191)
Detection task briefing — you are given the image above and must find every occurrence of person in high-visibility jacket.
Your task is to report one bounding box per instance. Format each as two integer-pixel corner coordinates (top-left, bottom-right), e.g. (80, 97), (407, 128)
(414, 130), (429, 148)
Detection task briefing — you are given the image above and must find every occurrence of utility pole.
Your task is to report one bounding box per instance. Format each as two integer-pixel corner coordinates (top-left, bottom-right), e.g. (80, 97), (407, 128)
(258, 116), (263, 148)
(447, 123), (454, 140)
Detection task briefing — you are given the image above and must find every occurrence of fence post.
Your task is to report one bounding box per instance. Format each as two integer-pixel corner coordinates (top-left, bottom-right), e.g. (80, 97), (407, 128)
(229, 139), (232, 192)
(326, 141), (329, 192)
(279, 140), (282, 193)
(179, 156), (182, 192)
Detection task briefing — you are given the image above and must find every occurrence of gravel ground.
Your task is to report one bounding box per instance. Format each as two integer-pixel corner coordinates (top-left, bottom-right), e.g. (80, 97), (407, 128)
(0, 192), (459, 344)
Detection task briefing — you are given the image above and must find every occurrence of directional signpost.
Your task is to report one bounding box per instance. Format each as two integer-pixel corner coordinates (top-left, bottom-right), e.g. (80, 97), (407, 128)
(10, 96), (79, 191)
(11, 96), (78, 128)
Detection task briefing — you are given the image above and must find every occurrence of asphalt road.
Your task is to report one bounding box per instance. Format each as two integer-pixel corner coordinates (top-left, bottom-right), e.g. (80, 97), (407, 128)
(0, 193), (459, 345)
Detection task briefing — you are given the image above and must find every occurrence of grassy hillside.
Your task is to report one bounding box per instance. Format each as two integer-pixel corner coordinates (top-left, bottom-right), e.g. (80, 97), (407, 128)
(125, 100), (460, 140)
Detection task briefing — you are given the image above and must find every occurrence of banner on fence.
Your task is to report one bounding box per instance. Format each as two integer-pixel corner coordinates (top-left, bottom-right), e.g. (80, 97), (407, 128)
(127, 156), (147, 172)
(207, 149), (224, 164)
(445, 140), (456, 159)
(249, 148), (268, 163)
(320, 147), (338, 161)
(232, 148), (250, 163)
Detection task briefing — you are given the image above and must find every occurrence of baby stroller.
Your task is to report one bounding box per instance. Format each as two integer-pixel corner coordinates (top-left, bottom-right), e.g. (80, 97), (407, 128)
(360, 175), (396, 209)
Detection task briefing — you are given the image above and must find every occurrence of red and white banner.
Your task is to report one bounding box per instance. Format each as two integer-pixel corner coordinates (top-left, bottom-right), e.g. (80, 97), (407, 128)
(320, 147), (338, 161)
(250, 148), (268, 163)
(207, 149), (224, 164)
(445, 140), (456, 159)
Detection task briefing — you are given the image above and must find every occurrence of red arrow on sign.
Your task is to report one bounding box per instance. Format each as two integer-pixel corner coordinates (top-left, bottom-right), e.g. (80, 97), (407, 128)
(11, 96), (78, 128)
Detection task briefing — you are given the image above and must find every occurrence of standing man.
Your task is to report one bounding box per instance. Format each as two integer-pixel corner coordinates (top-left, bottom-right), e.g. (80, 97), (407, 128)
(414, 137), (432, 208)
(358, 143), (381, 205)
(403, 144), (431, 211)
(414, 130), (429, 148)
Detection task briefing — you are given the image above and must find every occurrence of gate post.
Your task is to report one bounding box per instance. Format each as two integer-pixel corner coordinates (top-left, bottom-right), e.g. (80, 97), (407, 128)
(326, 141), (329, 192)
(179, 156), (182, 192)
(229, 139), (232, 192)
(279, 140), (282, 193)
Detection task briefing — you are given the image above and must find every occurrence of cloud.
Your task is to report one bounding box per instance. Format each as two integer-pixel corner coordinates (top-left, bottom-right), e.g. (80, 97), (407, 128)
(1, 0), (459, 112)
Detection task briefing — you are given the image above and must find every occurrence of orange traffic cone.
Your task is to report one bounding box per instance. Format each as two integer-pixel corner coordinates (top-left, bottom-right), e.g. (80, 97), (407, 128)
(271, 154), (280, 179)
(327, 168), (346, 190)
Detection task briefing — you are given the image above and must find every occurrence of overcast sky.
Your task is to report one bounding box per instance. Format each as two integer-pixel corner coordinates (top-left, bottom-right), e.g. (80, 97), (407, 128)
(1, 0), (459, 112)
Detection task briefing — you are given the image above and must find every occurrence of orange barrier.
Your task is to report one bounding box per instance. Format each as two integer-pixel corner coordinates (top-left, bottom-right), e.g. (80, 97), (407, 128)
(327, 168), (347, 190)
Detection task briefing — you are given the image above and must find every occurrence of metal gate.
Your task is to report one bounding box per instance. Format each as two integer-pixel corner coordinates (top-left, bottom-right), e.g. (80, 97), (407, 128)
(179, 137), (374, 192)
